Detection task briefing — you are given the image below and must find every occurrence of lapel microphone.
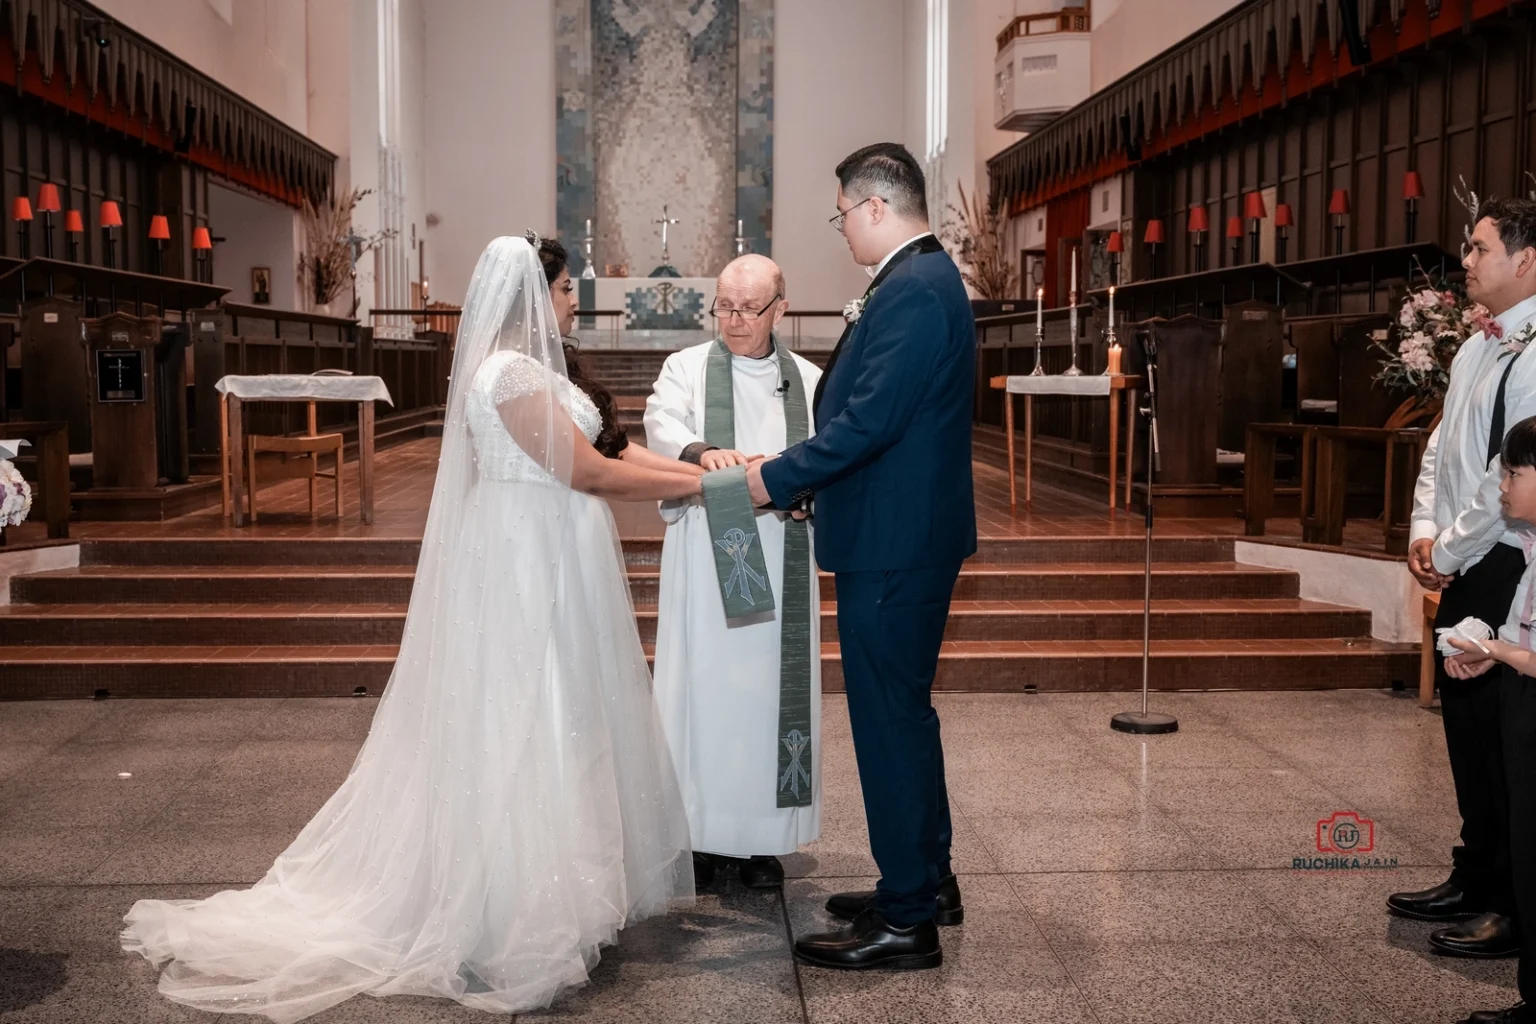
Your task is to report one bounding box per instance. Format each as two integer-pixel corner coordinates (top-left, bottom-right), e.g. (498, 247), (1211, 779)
(775, 380), (790, 396)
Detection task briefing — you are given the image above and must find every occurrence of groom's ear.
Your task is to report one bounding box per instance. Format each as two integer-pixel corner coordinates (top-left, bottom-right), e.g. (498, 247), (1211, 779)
(867, 196), (887, 225)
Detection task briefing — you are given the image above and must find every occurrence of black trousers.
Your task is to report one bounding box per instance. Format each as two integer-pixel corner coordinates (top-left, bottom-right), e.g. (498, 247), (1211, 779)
(834, 563), (961, 927)
(1435, 541), (1526, 916)
(1499, 664), (1536, 1003)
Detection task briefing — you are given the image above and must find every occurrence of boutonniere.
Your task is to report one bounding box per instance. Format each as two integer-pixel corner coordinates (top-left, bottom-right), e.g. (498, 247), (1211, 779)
(843, 286), (879, 324)
(1503, 322), (1536, 356)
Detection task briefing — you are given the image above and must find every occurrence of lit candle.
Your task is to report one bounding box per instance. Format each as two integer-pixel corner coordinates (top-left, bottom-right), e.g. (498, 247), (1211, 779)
(1107, 342), (1122, 375)
(1108, 285), (1115, 324)
(1036, 286), (1044, 330)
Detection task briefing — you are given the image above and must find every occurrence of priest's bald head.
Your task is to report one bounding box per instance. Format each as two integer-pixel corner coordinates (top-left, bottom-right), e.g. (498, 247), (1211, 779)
(712, 254), (787, 359)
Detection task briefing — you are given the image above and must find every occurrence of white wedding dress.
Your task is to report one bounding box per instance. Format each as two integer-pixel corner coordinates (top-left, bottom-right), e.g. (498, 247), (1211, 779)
(121, 238), (693, 1022)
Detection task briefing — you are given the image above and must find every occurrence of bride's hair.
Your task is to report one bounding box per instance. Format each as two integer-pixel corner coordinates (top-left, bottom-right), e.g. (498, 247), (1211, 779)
(536, 237), (629, 459)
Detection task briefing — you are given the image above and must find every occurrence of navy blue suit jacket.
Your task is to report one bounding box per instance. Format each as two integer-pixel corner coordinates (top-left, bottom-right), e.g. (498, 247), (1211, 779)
(761, 245), (977, 573)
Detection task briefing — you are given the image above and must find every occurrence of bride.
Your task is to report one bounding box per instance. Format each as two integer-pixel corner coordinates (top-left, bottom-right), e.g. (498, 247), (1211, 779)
(121, 235), (702, 1021)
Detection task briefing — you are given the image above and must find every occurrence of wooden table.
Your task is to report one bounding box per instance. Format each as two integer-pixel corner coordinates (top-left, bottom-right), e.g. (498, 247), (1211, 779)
(216, 376), (392, 527)
(989, 374), (1143, 511)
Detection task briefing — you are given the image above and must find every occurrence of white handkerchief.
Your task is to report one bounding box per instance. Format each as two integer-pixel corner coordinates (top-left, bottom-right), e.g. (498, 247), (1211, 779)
(1436, 616), (1494, 657)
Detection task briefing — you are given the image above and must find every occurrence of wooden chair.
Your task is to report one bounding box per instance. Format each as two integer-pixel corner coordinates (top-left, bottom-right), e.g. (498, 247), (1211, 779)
(1421, 591), (1441, 708)
(245, 401), (344, 522)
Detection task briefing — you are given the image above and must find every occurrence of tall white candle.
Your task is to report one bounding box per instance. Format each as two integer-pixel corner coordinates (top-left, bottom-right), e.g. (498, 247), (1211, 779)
(1036, 287), (1044, 330)
(1070, 248), (1078, 301)
(585, 218), (592, 236)
(1109, 284), (1115, 323)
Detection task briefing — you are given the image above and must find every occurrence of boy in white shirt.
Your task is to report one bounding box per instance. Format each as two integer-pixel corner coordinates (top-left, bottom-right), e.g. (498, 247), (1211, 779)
(1447, 414), (1536, 1024)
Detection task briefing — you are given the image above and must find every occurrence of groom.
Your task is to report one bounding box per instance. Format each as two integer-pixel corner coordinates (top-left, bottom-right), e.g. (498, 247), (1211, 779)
(747, 142), (976, 970)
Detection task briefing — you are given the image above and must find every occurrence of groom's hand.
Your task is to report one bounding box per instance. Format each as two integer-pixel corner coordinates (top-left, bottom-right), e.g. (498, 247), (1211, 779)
(746, 456), (776, 507)
(699, 449), (751, 472)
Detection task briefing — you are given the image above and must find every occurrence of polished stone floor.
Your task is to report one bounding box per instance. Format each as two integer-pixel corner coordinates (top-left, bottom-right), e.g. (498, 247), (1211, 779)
(0, 690), (1513, 1024)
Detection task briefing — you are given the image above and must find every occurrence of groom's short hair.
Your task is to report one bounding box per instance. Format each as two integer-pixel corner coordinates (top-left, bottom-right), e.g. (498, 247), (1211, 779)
(836, 143), (928, 221)
(1480, 197), (1536, 257)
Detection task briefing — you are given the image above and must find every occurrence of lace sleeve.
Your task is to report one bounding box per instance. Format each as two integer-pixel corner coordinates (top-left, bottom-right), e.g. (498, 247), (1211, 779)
(486, 351), (550, 406)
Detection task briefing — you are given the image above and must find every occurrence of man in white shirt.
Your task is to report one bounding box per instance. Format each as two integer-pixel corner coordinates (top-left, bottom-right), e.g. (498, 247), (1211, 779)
(1391, 198), (1536, 972)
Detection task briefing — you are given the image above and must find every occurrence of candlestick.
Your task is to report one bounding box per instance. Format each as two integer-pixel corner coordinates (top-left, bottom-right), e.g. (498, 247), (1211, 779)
(1031, 286), (1046, 375)
(1103, 286), (1119, 376)
(1063, 249), (1083, 375)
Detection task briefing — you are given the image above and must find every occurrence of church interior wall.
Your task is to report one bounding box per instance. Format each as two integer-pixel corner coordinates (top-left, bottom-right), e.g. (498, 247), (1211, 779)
(1088, 0), (1247, 94)
(209, 183), (300, 311)
(774, 0), (910, 322)
(424, 0), (556, 306)
(92, 0), (313, 136)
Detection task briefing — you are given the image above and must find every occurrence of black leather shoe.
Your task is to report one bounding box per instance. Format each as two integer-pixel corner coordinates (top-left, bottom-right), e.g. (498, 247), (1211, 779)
(825, 874), (964, 926)
(793, 910), (941, 971)
(738, 855), (784, 889)
(692, 852), (719, 887)
(1458, 1001), (1533, 1023)
(1386, 879), (1479, 922)
(1431, 912), (1520, 959)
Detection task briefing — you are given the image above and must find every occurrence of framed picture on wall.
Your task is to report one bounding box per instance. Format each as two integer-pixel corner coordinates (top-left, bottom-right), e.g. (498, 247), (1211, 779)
(251, 267), (271, 305)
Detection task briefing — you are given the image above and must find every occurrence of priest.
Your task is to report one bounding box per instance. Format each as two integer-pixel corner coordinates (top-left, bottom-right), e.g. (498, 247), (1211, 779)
(644, 253), (823, 888)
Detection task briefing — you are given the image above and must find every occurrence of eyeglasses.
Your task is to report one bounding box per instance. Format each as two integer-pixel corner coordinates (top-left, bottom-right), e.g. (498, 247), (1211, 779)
(828, 197), (874, 234)
(709, 294), (782, 322)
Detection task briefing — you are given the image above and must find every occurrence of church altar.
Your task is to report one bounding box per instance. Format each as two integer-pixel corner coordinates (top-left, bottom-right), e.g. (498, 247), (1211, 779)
(577, 276), (717, 332)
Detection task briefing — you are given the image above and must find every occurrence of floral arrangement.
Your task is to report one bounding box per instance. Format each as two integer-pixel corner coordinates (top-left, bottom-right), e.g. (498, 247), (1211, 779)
(939, 181), (1019, 300)
(297, 187), (397, 313)
(0, 460), (32, 528)
(1372, 175), (1488, 409)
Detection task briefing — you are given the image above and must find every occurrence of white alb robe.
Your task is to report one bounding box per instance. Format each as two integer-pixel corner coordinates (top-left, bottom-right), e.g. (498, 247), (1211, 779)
(644, 340), (823, 857)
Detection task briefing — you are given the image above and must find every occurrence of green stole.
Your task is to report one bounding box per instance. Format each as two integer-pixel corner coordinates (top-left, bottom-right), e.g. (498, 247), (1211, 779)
(699, 337), (814, 808)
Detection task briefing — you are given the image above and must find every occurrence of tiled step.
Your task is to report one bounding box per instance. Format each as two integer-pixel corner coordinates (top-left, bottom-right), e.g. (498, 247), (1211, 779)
(11, 566), (416, 605)
(14, 560), (1290, 607)
(0, 597), (1369, 648)
(0, 637), (1416, 699)
(71, 535), (1236, 569)
(623, 562), (1296, 604)
(630, 598), (1370, 645)
(0, 604), (408, 646)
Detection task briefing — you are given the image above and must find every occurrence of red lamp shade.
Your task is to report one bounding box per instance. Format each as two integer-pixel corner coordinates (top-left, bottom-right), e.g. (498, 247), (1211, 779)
(12, 196), (32, 222)
(1187, 206), (1209, 233)
(63, 209), (84, 233)
(1403, 171), (1425, 201)
(35, 184), (60, 213)
(1328, 189), (1351, 216)
(1143, 219), (1165, 245)
(1225, 215), (1244, 239)
(148, 215), (171, 241)
(191, 226), (213, 250)
(1106, 230), (1125, 254)
(1243, 191), (1267, 221)
(1273, 203), (1295, 228)
(99, 200), (122, 228)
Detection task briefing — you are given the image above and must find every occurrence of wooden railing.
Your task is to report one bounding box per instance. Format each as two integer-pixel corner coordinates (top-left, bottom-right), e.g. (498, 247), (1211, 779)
(996, 6), (1090, 50)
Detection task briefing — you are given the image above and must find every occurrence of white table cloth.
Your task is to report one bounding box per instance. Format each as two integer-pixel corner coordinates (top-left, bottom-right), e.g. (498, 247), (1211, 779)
(215, 375), (394, 405)
(1002, 375), (1112, 396)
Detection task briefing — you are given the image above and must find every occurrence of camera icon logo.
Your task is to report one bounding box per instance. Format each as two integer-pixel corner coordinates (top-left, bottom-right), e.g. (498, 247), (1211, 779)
(1316, 811), (1375, 855)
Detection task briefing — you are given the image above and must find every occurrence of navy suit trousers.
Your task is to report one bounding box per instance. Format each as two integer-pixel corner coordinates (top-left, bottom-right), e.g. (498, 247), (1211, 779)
(833, 562), (961, 926)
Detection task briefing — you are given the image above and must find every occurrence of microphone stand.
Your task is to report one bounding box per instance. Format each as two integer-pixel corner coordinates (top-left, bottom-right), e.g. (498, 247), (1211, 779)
(1112, 327), (1179, 735)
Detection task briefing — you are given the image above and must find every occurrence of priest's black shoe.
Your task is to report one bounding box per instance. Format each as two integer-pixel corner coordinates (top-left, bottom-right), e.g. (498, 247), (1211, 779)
(1430, 912), (1520, 958)
(793, 910), (941, 971)
(738, 856), (784, 889)
(1386, 879), (1479, 922)
(692, 852), (720, 887)
(825, 874), (964, 926)
(1457, 1001), (1533, 1023)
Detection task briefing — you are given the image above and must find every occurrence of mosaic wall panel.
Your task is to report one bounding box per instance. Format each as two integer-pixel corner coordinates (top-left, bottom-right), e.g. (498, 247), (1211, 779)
(556, 0), (773, 280)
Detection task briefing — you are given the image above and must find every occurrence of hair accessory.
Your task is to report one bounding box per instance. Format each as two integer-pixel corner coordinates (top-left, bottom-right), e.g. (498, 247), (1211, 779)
(524, 229), (542, 249)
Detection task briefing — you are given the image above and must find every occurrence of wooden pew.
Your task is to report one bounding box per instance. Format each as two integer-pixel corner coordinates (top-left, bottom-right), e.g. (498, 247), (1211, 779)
(0, 420), (70, 538)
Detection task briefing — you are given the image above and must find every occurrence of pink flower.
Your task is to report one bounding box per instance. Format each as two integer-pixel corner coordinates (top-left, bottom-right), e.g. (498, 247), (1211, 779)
(1470, 307), (1504, 340)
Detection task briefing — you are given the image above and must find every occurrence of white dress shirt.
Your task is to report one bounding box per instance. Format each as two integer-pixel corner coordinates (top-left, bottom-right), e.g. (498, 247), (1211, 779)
(1412, 293), (1536, 575)
(1497, 548), (1536, 651)
(867, 232), (935, 280)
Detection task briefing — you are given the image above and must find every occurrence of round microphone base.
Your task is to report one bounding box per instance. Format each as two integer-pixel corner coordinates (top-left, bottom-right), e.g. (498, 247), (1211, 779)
(1110, 711), (1180, 735)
